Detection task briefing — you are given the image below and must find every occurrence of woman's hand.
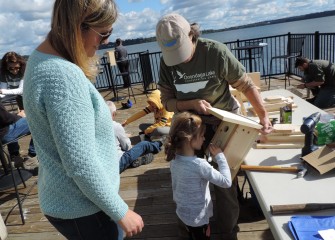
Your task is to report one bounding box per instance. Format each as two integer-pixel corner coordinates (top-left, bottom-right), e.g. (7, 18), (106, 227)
(118, 209), (144, 237)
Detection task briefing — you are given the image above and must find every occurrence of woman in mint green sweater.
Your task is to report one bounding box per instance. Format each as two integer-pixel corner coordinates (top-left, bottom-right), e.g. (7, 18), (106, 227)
(23, 0), (143, 239)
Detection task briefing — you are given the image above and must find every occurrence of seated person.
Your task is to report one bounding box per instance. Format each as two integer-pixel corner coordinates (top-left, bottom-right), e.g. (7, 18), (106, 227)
(106, 101), (162, 173)
(295, 57), (335, 109)
(0, 102), (38, 171)
(122, 89), (173, 140)
(0, 52), (26, 112)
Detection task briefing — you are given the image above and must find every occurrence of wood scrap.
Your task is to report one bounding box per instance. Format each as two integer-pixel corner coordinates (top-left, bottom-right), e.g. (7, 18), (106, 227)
(258, 134), (304, 143)
(256, 142), (304, 149)
(248, 96), (296, 115)
(273, 124), (301, 133)
(256, 124), (304, 148)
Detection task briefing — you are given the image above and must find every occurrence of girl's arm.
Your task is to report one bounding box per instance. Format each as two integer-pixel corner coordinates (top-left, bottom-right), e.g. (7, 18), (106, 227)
(200, 148), (232, 188)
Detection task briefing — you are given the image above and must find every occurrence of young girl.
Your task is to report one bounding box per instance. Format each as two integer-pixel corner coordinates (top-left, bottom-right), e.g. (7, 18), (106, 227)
(165, 111), (232, 240)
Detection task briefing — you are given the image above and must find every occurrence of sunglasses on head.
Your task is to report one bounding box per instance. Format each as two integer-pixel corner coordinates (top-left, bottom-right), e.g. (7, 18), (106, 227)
(89, 27), (113, 44)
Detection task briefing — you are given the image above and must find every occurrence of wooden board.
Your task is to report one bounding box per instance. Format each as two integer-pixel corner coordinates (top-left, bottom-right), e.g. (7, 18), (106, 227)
(105, 50), (116, 66)
(273, 124), (301, 133)
(208, 107), (262, 129)
(256, 142), (304, 149)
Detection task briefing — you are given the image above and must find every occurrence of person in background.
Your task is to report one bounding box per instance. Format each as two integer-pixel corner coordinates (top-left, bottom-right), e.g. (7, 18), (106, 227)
(106, 101), (162, 172)
(114, 38), (131, 88)
(23, 0), (143, 238)
(0, 102), (38, 173)
(122, 89), (173, 141)
(295, 57), (335, 109)
(165, 111), (232, 240)
(0, 52), (26, 112)
(156, 13), (272, 240)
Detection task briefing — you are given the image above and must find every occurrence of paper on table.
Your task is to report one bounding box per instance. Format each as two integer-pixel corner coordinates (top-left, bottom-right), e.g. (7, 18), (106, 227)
(301, 146), (335, 174)
(318, 229), (335, 240)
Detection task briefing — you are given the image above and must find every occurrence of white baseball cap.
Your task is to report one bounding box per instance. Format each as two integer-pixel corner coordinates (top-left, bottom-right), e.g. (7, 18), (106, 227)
(156, 13), (192, 66)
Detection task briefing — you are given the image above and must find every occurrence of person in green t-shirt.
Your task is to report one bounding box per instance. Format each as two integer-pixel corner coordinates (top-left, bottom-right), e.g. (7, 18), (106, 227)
(295, 57), (335, 109)
(156, 13), (272, 240)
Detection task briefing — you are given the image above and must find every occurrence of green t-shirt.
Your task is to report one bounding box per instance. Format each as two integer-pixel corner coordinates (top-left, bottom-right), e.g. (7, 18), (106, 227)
(303, 60), (335, 88)
(159, 38), (245, 111)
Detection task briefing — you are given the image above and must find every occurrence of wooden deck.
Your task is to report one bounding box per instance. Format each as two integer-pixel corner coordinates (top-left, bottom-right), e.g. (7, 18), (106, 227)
(0, 75), (326, 240)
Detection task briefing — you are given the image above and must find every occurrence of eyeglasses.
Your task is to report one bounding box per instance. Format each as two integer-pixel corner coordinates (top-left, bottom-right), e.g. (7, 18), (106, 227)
(89, 27), (113, 44)
(8, 66), (20, 72)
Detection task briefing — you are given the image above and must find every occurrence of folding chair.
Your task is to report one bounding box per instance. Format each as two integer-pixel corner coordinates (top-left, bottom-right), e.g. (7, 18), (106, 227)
(268, 36), (305, 89)
(0, 134), (33, 225)
(114, 58), (142, 103)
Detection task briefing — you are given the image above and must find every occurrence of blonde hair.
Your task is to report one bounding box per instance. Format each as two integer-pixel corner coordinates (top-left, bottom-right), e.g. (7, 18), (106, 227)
(48, 0), (118, 80)
(165, 112), (205, 161)
(106, 100), (116, 114)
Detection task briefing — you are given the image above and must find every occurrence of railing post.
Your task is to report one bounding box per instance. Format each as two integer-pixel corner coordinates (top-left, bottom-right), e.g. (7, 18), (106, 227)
(314, 31), (320, 60)
(236, 39), (241, 60)
(102, 56), (117, 98)
(287, 32), (292, 75)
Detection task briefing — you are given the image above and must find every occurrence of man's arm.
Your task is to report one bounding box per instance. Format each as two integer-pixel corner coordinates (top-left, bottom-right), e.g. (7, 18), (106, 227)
(243, 85), (272, 134)
(296, 81), (324, 89)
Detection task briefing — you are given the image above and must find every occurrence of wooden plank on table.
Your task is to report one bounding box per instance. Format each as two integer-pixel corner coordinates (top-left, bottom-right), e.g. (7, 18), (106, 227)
(273, 124), (301, 133)
(258, 134), (304, 143)
(256, 142), (304, 149)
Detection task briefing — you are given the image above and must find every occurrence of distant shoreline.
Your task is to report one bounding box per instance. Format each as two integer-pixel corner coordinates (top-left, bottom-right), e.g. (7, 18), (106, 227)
(208, 9), (335, 33)
(99, 10), (335, 50)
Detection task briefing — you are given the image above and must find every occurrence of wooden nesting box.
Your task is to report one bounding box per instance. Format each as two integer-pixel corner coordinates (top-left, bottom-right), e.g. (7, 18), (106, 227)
(208, 107), (262, 179)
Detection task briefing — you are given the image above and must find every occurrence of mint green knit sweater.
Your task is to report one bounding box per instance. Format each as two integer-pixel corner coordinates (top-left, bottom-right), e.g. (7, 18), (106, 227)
(23, 50), (128, 221)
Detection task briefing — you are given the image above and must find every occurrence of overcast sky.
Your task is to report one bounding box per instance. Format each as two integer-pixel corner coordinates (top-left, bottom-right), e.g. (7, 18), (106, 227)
(0, 0), (334, 57)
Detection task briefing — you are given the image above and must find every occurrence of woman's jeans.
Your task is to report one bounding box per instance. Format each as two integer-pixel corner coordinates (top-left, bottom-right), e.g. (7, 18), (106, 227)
(46, 211), (121, 240)
(2, 118), (35, 156)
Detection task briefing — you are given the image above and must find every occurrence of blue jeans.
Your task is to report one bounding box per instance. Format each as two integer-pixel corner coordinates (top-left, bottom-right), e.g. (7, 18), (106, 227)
(119, 141), (161, 173)
(312, 87), (335, 109)
(46, 211), (119, 240)
(2, 118), (35, 156)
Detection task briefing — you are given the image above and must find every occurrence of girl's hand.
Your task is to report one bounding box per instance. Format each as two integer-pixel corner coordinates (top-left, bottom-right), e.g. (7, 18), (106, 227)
(122, 120), (127, 127)
(209, 143), (222, 156)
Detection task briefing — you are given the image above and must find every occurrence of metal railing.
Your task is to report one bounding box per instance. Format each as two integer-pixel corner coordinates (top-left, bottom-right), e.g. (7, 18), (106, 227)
(95, 31), (335, 94)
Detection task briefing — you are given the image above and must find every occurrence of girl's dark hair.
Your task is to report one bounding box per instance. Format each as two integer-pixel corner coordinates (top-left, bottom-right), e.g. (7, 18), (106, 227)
(0, 52), (26, 78)
(189, 23), (201, 43)
(165, 111), (205, 161)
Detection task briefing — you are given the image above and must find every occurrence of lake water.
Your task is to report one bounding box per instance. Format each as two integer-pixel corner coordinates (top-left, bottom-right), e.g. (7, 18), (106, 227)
(98, 15), (335, 55)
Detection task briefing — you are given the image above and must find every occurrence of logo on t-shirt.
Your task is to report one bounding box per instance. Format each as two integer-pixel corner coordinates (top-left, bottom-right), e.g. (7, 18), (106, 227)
(171, 69), (216, 93)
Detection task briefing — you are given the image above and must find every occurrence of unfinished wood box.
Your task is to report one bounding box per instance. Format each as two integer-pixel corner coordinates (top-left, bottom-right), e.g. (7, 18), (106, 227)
(208, 108), (262, 179)
(105, 50), (117, 66)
